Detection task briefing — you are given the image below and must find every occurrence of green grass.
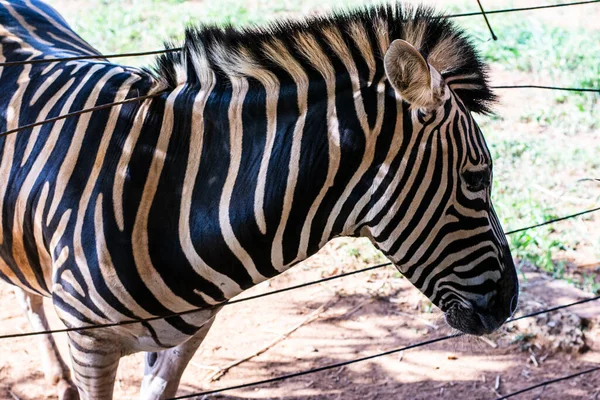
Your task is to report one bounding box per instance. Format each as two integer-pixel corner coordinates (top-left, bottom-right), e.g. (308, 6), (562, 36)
(46, 0), (600, 292)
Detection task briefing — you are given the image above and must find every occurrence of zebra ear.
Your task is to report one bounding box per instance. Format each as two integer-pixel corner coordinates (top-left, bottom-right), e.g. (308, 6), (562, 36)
(384, 39), (445, 110)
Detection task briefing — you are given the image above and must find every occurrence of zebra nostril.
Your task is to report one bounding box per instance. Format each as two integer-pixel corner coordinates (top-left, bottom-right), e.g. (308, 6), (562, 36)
(146, 352), (158, 368)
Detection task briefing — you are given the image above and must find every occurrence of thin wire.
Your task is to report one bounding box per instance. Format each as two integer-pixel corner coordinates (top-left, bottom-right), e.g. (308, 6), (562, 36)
(475, 0), (498, 40)
(505, 206), (600, 235)
(1, 1), (599, 68)
(0, 48), (182, 68)
(0, 207), (596, 340)
(447, 0), (600, 18)
(492, 85), (600, 93)
(0, 92), (165, 138)
(496, 366), (600, 399)
(167, 296), (600, 399)
(507, 294), (600, 322)
(227, 262), (392, 305)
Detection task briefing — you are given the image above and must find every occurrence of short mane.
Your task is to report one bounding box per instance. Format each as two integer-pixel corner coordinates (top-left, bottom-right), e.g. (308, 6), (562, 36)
(152, 4), (495, 114)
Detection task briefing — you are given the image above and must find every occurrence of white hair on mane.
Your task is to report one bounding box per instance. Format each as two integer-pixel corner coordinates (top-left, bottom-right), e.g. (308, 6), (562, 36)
(152, 3), (495, 113)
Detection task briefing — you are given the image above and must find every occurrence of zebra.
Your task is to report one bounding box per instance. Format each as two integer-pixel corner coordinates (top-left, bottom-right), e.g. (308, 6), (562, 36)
(0, 0), (519, 399)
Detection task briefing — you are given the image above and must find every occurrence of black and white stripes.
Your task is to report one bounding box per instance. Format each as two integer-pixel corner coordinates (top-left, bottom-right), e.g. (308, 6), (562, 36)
(0, 1), (517, 399)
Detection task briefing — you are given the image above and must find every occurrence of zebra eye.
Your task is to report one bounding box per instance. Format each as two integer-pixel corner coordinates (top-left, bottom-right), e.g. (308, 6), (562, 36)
(462, 168), (490, 192)
(417, 109), (432, 120)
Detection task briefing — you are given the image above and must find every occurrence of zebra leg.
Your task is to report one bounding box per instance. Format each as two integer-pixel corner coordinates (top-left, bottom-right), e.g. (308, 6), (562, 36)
(13, 287), (79, 400)
(140, 316), (216, 400)
(66, 329), (122, 400)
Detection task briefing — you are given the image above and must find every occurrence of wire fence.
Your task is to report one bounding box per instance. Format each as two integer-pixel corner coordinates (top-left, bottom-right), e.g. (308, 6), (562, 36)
(497, 366), (600, 399)
(0, 0), (599, 398)
(492, 85), (600, 93)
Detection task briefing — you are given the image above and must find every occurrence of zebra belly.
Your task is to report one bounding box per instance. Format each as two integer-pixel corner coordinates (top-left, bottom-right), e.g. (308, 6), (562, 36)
(113, 308), (221, 353)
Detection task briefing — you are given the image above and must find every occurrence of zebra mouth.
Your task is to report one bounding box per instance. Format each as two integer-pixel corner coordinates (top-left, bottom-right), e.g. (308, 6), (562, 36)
(443, 303), (502, 336)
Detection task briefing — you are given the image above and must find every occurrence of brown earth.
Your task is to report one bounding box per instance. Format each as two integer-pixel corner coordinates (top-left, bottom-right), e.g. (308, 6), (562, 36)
(0, 238), (599, 400)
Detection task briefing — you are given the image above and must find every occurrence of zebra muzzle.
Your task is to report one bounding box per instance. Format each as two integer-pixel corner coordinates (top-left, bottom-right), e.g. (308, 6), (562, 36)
(444, 261), (519, 335)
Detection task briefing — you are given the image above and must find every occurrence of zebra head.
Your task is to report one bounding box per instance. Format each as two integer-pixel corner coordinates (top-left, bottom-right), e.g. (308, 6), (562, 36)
(363, 39), (518, 335)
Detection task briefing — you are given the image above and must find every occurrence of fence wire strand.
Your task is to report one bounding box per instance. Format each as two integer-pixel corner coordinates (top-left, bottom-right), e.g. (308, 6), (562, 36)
(0, 47), (182, 68)
(475, 0), (498, 40)
(492, 85), (600, 92)
(447, 0), (600, 18)
(505, 206), (600, 235)
(497, 366), (600, 399)
(0, 92), (166, 138)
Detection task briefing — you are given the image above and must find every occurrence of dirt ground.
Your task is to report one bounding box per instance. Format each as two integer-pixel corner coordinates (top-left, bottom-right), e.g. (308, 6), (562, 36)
(0, 238), (599, 400)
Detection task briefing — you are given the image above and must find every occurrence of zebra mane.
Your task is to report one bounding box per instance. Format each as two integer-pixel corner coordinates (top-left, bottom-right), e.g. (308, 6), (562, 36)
(152, 4), (495, 114)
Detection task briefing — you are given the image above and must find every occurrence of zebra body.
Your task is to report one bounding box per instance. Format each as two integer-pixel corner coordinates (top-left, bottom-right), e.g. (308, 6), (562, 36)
(0, 1), (518, 399)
